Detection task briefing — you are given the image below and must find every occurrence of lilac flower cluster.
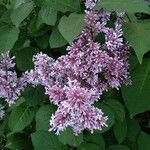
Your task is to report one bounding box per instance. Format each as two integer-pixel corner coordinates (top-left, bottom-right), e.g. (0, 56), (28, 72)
(25, 0), (131, 134)
(0, 0), (131, 135)
(0, 52), (27, 106)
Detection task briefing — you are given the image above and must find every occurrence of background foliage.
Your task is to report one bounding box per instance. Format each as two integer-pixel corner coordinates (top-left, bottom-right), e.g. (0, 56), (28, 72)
(0, 0), (150, 149)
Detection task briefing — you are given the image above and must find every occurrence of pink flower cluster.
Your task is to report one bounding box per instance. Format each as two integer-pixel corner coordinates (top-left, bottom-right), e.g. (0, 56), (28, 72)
(0, 0), (131, 135)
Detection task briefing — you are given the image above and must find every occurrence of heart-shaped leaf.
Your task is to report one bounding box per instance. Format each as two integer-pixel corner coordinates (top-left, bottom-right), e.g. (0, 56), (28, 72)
(59, 13), (85, 43)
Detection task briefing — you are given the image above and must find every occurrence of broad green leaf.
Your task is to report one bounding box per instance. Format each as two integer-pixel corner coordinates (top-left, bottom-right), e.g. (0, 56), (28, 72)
(34, 0), (81, 12)
(122, 58), (150, 117)
(105, 99), (125, 122)
(0, 25), (19, 53)
(8, 103), (36, 132)
(11, 1), (34, 27)
(28, 16), (50, 37)
(138, 132), (150, 150)
(5, 133), (33, 150)
(123, 21), (150, 63)
(49, 28), (67, 48)
(127, 119), (141, 142)
(95, 0), (150, 14)
(15, 47), (39, 71)
(107, 145), (130, 150)
(84, 133), (105, 150)
(9, 0), (25, 9)
(58, 13), (85, 43)
(58, 128), (83, 147)
(78, 143), (102, 150)
(31, 131), (66, 150)
(114, 120), (127, 144)
(23, 85), (46, 106)
(35, 105), (55, 131)
(38, 5), (57, 26)
(95, 103), (115, 133)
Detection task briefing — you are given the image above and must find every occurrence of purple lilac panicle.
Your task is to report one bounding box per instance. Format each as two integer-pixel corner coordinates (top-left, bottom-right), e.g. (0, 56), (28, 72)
(0, 0), (131, 135)
(0, 52), (27, 106)
(25, 0), (131, 135)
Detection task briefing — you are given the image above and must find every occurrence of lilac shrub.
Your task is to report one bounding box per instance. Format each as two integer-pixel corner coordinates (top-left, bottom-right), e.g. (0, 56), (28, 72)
(0, 0), (131, 135)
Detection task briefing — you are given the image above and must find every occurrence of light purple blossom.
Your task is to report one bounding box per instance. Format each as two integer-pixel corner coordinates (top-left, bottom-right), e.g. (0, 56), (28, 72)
(85, 0), (100, 9)
(0, 0), (131, 135)
(49, 80), (108, 135)
(0, 52), (27, 106)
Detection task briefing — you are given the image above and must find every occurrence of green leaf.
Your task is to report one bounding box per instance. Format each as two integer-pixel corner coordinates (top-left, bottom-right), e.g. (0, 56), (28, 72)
(38, 5), (57, 26)
(84, 133), (105, 150)
(0, 4), (7, 17)
(107, 145), (130, 150)
(95, 103), (115, 133)
(123, 21), (150, 63)
(36, 33), (49, 49)
(58, 128), (83, 147)
(34, 0), (81, 12)
(78, 143), (102, 150)
(114, 120), (127, 144)
(49, 28), (67, 48)
(35, 105), (55, 131)
(95, 0), (150, 14)
(105, 99), (125, 122)
(31, 131), (66, 150)
(58, 13), (85, 43)
(9, 0), (25, 9)
(23, 85), (46, 106)
(5, 133), (33, 150)
(11, 1), (34, 27)
(122, 58), (150, 117)
(127, 119), (141, 142)
(138, 132), (150, 150)
(15, 47), (39, 71)
(0, 25), (19, 53)
(28, 16), (50, 37)
(8, 103), (36, 132)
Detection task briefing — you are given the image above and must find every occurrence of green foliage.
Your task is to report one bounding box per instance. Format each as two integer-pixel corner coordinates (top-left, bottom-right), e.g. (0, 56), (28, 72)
(35, 105), (55, 131)
(95, 0), (150, 14)
(138, 132), (150, 150)
(123, 21), (150, 63)
(96, 103), (115, 133)
(15, 47), (39, 71)
(107, 145), (130, 150)
(0, 0), (150, 149)
(58, 13), (85, 43)
(23, 85), (46, 106)
(84, 133), (105, 150)
(0, 25), (19, 53)
(105, 99), (125, 122)
(31, 131), (66, 150)
(49, 28), (67, 48)
(38, 5), (57, 26)
(34, 0), (81, 12)
(77, 142), (102, 150)
(58, 128), (83, 147)
(5, 133), (33, 149)
(8, 103), (36, 133)
(11, 1), (34, 27)
(122, 58), (150, 118)
(113, 120), (127, 144)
